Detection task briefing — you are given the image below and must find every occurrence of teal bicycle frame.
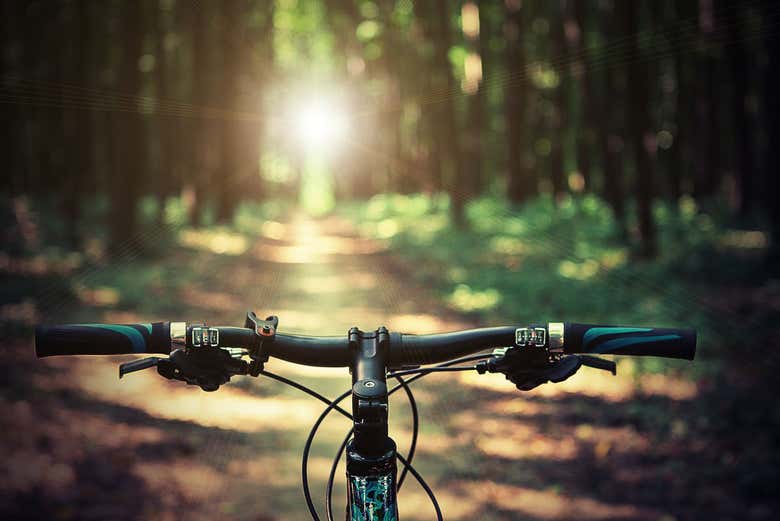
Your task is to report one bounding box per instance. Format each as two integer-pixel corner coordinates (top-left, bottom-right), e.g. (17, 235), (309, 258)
(346, 442), (398, 520)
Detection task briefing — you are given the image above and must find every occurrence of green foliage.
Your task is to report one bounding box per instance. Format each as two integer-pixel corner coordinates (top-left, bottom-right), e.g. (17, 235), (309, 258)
(233, 200), (294, 234)
(273, 0), (335, 72)
(344, 193), (773, 378)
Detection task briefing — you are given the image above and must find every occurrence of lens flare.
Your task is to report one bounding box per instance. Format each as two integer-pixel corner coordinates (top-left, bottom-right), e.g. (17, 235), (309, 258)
(294, 98), (349, 149)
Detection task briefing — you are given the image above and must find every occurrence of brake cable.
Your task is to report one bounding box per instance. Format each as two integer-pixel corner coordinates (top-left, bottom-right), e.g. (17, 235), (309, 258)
(387, 365), (478, 378)
(301, 389), (352, 521)
(262, 353), (494, 521)
(394, 375), (418, 490)
(260, 371), (436, 521)
(386, 352), (494, 395)
(260, 370), (353, 418)
(303, 384), (442, 521)
(312, 357), (494, 520)
(326, 375), (418, 521)
(397, 452), (443, 520)
(326, 427), (353, 521)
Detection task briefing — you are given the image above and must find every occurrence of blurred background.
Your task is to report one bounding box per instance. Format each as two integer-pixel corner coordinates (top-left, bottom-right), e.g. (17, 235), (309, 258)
(2, 0), (780, 520)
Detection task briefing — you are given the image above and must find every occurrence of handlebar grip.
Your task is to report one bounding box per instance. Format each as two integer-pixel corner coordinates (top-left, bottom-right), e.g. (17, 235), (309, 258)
(562, 323), (696, 360)
(35, 322), (171, 357)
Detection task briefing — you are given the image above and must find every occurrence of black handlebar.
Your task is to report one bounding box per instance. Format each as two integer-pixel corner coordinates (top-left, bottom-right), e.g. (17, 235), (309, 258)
(562, 322), (696, 360)
(267, 327), (520, 367)
(393, 327), (516, 365)
(35, 321), (696, 365)
(35, 322), (171, 357)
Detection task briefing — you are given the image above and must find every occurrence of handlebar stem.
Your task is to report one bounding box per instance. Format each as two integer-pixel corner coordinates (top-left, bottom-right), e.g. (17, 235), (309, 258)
(345, 326), (399, 517)
(349, 326), (393, 458)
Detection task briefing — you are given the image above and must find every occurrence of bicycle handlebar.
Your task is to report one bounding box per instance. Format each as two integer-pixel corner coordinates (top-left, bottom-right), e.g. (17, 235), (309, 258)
(35, 323), (172, 357)
(36, 320), (696, 365)
(266, 327), (522, 367)
(562, 322), (696, 360)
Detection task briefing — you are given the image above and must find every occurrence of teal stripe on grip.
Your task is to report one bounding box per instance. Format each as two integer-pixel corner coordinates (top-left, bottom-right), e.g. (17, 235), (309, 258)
(583, 327), (651, 348)
(75, 324), (147, 353)
(593, 334), (682, 354)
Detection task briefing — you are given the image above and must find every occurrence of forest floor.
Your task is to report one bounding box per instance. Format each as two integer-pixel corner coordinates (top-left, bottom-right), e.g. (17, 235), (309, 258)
(1, 209), (778, 521)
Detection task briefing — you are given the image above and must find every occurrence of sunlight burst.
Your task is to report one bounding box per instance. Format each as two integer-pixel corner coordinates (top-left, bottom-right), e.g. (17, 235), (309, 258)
(293, 98), (349, 149)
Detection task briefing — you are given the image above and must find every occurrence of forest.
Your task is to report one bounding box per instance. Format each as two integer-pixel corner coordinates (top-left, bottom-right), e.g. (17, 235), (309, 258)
(2, 1), (780, 520)
(2, 0), (779, 257)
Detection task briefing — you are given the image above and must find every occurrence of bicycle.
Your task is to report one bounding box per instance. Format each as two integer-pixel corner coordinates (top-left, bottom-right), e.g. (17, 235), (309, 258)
(36, 312), (696, 521)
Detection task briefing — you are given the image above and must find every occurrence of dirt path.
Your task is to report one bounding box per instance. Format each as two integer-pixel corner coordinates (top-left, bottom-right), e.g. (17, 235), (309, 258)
(1, 214), (759, 521)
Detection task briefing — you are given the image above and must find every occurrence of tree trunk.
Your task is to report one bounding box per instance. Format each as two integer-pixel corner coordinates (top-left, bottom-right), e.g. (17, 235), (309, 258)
(0, 1), (22, 196)
(763, 0), (780, 262)
(216, 0), (243, 223)
(595, 1), (626, 237)
(109, 1), (144, 255)
(505, 1), (534, 205)
(433, 0), (466, 227)
(76, 0), (95, 196)
(550, 3), (568, 201)
(21, 3), (49, 195)
(693, 0), (721, 200)
(153, 0), (172, 225)
(48, 4), (66, 208)
(463, 0), (487, 197)
(188, 3), (208, 225)
(50, 1), (82, 247)
(413, 2), (443, 194)
(377, 2), (405, 194)
(622, 0), (657, 258)
(572, 0), (592, 191)
(59, 0), (95, 248)
(726, 5), (754, 217)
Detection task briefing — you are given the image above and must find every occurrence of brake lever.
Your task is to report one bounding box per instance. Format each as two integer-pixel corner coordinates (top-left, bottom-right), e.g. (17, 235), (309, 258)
(476, 342), (617, 391)
(118, 312), (279, 391)
(579, 355), (617, 375)
(119, 357), (163, 378)
(159, 348), (249, 392)
(118, 348), (249, 392)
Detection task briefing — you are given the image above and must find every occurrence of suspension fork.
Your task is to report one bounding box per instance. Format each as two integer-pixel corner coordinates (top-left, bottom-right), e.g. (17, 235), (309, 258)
(346, 326), (399, 521)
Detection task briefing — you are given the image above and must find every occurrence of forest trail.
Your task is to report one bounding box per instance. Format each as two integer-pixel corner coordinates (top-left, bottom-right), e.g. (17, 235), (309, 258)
(2, 213), (741, 521)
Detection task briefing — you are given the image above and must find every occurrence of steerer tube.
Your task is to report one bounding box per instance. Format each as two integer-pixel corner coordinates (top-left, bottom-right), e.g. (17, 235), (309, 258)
(346, 326), (399, 519)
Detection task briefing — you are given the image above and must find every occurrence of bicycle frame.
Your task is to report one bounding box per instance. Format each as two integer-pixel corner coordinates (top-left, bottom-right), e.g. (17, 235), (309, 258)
(346, 444), (398, 520)
(345, 326), (399, 521)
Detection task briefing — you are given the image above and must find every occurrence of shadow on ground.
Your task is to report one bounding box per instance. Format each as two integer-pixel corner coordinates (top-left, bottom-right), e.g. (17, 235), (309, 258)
(1, 214), (778, 521)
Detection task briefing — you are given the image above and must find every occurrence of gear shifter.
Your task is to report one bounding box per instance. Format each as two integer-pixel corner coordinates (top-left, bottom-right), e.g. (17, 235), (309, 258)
(475, 326), (616, 391)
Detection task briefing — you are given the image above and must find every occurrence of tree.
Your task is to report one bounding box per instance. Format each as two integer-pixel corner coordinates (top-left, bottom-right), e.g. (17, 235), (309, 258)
(763, 0), (780, 261)
(621, 0), (657, 258)
(669, 0), (697, 204)
(324, 0), (364, 199)
(594, 2), (626, 235)
(693, 0), (722, 200)
(415, 1), (445, 194)
(1, 1), (23, 197)
(61, 0), (96, 248)
(572, 0), (593, 190)
(431, 0), (466, 226)
(187, 2), (209, 225)
(216, 0), (245, 223)
(504, 0), (534, 205)
(109, 0), (145, 255)
(153, 0), (173, 224)
(550, 1), (569, 200)
(726, 3), (755, 217)
(462, 1), (487, 196)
